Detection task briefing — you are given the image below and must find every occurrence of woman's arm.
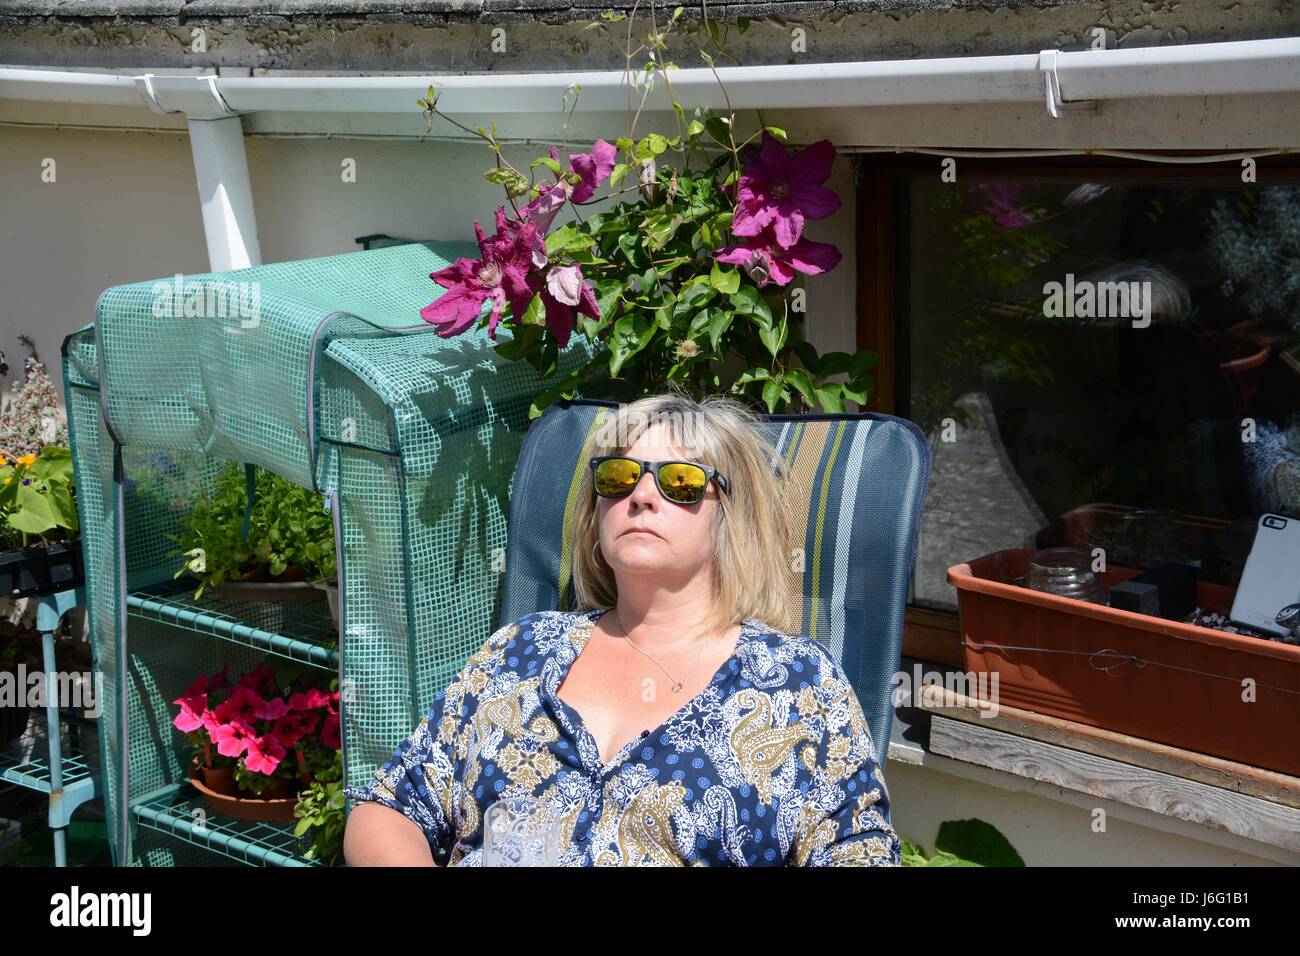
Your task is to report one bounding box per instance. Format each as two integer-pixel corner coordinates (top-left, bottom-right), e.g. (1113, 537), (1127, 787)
(343, 802), (439, 866)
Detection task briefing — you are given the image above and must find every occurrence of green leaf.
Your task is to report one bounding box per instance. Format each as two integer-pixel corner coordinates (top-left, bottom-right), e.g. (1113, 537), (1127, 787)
(814, 384), (846, 413)
(518, 292), (547, 327)
(594, 281), (623, 323)
(761, 377), (785, 412)
(842, 376), (874, 406)
(758, 315), (786, 356)
(706, 18), (720, 45)
(850, 349), (879, 376)
(763, 125), (787, 140)
(608, 313), (655, 377)
(728, 285), (772, 325)
(707, 309), (732, 353)
(705, 116), (732, 146)
(616, 137), (635, 152)
(784, 368), (815, 405)
(737, 16), (750, 32)
(686, 119), (705, 140)
(609, 163), (631, 188)
(483, 166), (530, 197)
(545, 222), (595, 256)
(812, 351), (854, 378)
(530, 156), (563, 176)
(934, 818), (1025, 867)
(709, 262), (740, 294)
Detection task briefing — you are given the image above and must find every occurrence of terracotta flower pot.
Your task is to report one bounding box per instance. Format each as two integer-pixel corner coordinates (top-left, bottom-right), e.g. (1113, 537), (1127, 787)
(188, 759), (299, 822)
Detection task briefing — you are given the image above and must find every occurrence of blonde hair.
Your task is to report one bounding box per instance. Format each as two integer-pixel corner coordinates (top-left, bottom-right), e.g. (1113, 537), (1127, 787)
(571, 391), (799, 638)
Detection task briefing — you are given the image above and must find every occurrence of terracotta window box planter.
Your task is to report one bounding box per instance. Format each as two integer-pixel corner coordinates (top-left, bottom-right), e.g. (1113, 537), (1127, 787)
(948, 549), (1300, 778)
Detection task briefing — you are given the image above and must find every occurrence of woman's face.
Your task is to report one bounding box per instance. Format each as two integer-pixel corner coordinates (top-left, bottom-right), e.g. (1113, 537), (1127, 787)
(596, 423), (720, 587)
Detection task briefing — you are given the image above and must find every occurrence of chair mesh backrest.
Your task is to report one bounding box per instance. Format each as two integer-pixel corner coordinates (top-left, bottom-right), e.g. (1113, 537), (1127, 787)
(498, 399), (932, 765)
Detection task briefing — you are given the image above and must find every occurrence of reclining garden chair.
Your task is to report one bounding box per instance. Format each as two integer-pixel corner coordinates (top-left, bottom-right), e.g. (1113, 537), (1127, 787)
(497, 398), (932, 765)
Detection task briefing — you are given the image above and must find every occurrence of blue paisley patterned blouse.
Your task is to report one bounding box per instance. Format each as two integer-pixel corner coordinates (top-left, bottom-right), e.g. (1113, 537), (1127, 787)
(344, 609), (900, 866)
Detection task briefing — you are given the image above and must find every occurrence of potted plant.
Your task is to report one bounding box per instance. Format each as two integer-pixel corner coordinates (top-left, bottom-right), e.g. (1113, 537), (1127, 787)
(0, 337), (83, 599)
(414, 12), (878, 416)
(167, 461), (337, 611)
(172, 661), (341, 824)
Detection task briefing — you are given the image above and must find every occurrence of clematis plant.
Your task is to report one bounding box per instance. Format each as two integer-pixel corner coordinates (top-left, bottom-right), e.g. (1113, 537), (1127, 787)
(415, 17), (877, 416)
(173, 662), (341, 796)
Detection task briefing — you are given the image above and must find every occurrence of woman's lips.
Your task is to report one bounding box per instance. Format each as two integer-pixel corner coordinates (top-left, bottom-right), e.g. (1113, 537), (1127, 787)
(622, 528), (660, 537)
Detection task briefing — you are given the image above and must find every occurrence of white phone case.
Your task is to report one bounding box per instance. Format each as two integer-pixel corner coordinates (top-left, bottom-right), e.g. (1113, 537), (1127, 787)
(1230, 514), (1300, 637)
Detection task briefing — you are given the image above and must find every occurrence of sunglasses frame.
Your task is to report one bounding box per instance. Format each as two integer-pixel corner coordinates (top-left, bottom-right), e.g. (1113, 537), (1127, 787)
(589, 456), (729, 504)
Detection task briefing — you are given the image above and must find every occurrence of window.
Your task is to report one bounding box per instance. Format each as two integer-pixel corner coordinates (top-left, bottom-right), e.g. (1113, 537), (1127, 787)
(857, 156), (1300, 617)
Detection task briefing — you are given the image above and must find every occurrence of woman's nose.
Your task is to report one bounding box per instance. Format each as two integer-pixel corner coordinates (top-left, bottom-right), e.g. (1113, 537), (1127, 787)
(627, 470), (659, 506)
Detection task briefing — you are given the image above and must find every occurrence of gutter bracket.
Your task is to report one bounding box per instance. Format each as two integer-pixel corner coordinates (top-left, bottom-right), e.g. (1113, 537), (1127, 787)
(1039, 50), (1099, 118)
(135, 73), (180, 115)
(134, 73), (242, 119)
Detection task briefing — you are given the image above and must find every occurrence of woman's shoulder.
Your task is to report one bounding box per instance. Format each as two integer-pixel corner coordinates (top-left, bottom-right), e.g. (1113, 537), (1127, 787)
(476, 609), (603, 656)
(737, 620), (852, 683)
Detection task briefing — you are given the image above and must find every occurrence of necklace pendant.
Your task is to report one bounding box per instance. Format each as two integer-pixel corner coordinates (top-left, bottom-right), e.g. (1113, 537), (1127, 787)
(671, 682), (684, 693)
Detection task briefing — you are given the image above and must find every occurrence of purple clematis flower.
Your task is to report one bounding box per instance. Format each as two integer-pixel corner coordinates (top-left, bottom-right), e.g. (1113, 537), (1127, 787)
(713, 227), (842, 288)
(539, 264), (600, 349)
(421, 207), (545, 339)
(520, 140), (618, 233)
(731, 132), (841, 249)
(974, 181), (1034, 229)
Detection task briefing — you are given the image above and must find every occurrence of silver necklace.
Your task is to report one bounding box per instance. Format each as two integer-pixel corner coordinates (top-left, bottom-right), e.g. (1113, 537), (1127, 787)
(613, 609), (709, 693)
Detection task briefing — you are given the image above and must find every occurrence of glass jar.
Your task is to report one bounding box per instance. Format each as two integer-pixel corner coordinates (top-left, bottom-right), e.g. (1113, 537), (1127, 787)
(1026, 547), (1106, 604)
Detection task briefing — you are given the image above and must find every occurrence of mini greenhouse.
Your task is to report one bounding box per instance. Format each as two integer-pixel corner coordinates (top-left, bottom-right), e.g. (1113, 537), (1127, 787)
(61, 241), (605, 865)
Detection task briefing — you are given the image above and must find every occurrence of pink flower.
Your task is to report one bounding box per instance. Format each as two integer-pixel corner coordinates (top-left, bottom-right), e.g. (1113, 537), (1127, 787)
(237, 664), (276, 696)
(567, 140), (617, 204)
(289, 688), (332, 712)
(518, 140), (617, 232)
(255, 695), (289, 721)
(243, 733), (286, 775)
(539, 265), (599, 349)
(973, 182), (1034, 229)
(731, 133), (841, 248)
(222, 685), (264, 725)
(172, 690), (207, 733)
(321, 712), (341, 750)
(713, 227), (842, 288)
(210, 717), (255, 758)
(273, 711), (318, 747)
(422, 208), (545, 339)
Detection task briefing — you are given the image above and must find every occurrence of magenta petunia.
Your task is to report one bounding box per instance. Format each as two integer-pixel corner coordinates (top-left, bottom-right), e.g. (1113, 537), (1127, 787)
(172, 690), (207, 733)
(210, 717), (255, 759)
(321, 712), (341, 751)
(713, 227), (842, 288)
(237, 664), (276, 696)
(243, 733), (286, 775)
(731, 133), (841, 248)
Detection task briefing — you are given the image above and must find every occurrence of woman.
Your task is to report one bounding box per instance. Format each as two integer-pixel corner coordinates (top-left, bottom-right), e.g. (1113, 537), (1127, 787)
(343, 392), (900, 866)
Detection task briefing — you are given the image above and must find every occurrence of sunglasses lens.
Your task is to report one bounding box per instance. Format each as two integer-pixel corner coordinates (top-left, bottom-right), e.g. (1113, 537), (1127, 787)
(594, 458), (642, 497)
(657, 463), (708, 503)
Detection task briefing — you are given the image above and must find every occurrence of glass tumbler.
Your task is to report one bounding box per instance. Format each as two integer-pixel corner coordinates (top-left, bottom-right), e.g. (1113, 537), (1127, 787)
(1026, 547), (1106, 604)
(482, 795), (563, 867)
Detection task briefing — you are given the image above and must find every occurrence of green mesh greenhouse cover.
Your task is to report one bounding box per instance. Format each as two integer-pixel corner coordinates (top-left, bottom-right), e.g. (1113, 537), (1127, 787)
(61, 241), (604, 866)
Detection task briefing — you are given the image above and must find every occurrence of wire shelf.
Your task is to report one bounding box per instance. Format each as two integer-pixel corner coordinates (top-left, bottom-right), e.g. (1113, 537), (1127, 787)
(0, 712), (100, 793)
(126, 579), (339, 670)
(132, 784), (321, 867)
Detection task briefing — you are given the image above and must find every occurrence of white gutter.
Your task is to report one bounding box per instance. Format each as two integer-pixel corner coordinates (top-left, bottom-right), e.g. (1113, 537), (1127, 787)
(2, 37), (1297, 120)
